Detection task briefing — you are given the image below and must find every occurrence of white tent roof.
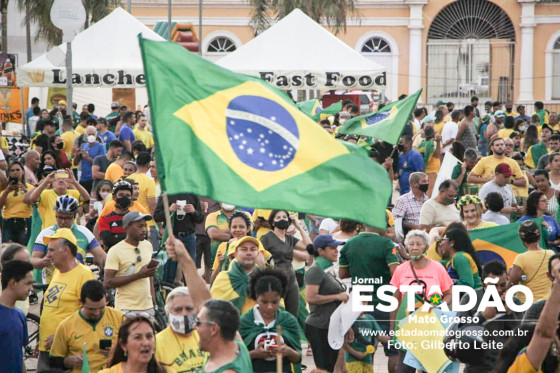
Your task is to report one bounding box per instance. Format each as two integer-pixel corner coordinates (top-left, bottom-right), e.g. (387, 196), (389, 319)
(17, 7), (165, 87)
(217, 9), (386, 90)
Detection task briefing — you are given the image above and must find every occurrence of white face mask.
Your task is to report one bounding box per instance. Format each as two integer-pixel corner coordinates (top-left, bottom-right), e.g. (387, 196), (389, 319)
(87, 135), (96, 143)
(221, 203), (235, 211)
(168, 313), (197, 335)
(99, 191), (110, 200)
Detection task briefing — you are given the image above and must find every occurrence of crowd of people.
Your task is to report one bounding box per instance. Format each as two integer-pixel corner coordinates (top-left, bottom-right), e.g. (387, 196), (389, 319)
(0, 96), (559, 373)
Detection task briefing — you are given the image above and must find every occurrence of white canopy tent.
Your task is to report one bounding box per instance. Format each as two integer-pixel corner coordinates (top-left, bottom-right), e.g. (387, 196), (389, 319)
(16, 7), (165, 116)
(217, 9), (386, 91)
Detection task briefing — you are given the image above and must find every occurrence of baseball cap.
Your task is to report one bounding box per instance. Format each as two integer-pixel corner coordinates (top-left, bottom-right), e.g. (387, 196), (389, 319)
(227, 236), (262, 257)
(435, 100), (445, 106)
(58, 100), (67, 106)
(313, 234), (345, 250)
(111, 101), (119, 108)
(494, 110), (506, 118)
(495, 163), (513, 177)
(422, 115), (436, 124)
(123, 211), (152, 227)
(509, 131), (520, 139)
(44, 228), (78, 246)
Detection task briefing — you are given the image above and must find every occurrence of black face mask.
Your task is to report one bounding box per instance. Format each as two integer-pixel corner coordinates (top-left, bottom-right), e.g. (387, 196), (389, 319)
(274, 219), (290, 230)
(397, 144), (405, 152)
(418, 183), (429, 193)
(116, 196), (131, 209)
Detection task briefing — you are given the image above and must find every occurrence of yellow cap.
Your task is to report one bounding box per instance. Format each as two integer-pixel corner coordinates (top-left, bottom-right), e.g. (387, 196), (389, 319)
(44, 228), (78, 247)
(226, 236), (263, 257)
(58, 100), (67, 106)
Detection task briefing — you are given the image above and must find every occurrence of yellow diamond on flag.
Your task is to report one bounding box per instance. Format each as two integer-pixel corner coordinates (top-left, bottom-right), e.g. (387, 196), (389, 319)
(174, 81), (349, 192)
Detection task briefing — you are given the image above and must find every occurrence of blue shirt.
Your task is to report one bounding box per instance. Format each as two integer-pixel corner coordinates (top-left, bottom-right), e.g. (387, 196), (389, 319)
(517, 215), (560, 250)
(118, 124), (135, 144)
(26, 107), (34, 122)
(515, 115), (531, 122)
(80, 142), (106, 181)
(99, 131), (117, 150)
(397, 149), (424, 194)
(0, 304), (28, 373)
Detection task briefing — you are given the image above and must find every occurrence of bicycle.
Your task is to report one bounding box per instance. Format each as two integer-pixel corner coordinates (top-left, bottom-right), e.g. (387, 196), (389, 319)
(24, 283), (48, 371)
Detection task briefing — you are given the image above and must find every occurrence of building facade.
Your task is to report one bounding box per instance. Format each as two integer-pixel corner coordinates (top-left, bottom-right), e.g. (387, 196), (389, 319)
(131, 0), (560, 106)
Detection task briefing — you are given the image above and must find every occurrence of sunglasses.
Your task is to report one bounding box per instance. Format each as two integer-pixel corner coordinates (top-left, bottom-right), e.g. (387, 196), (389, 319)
(134, 247), (141, 263)
(195, 318), (216, 327)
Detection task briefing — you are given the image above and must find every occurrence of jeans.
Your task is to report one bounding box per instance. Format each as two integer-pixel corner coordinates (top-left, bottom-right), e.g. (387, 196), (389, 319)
(149, 225), (160, 251)
(2, 217), (31, 245)
(164, 232), (196, 283)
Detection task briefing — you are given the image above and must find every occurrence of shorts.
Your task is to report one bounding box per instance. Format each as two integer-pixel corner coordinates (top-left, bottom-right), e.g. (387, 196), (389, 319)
(369, 308), (398, 357)
(346, 360), (374, 373)
(196, 234), (211, 268)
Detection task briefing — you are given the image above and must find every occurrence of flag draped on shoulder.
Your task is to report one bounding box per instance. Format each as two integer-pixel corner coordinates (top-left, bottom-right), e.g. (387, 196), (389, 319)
(338, 90), (422, 144)
(470, 218), (547, 268)
(139, 37), (392, 229)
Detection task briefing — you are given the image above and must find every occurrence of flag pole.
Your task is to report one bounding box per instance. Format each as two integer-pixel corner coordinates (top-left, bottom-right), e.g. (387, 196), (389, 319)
(162, 192), (175, 240)
(276, 325), (283, 373)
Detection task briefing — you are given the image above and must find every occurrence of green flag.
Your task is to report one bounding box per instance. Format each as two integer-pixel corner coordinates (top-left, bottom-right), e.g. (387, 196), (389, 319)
(139, 37), (392, 229)
(296, 99), (321, 118)
(312, 101), (343, 122)
(82, 342), (89, 373)
(338, 90), (422, 144)
(469, 218), (547, 269)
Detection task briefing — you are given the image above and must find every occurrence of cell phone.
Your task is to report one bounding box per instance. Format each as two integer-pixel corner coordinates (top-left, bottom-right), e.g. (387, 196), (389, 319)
(8, 177), (18, 184)
(147, 259), (159, 268)
(54, 170), (68, 180)
(99, 339), (112, 350)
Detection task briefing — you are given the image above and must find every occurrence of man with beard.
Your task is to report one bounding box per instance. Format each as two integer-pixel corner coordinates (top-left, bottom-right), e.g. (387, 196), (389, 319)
(467, 137), (526, 187)
(97, 180), (135, 250)
(104, 211), (157, 316)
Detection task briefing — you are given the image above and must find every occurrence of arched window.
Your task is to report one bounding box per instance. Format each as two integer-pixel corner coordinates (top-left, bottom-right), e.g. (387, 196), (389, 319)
(361, 37), (391, 54)
(552, 36), (560, 100)
(207, 36), (237, 53)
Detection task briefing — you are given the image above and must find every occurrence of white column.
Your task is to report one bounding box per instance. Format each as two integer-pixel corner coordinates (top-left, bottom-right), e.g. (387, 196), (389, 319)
(407, 3), (425, 98)
(518, 1), (536, 102)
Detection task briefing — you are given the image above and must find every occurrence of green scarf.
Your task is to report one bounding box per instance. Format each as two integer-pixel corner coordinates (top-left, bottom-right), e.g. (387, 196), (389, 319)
(239, 307), (302, 372)
(227, 260), (250, 311)
(417, 139), (435, 168)
(315, 256), (333, 271)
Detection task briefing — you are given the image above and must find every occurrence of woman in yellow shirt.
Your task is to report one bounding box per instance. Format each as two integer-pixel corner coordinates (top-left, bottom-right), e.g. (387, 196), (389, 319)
(416, 124), (441, 197)
(0, 161), (35, 244)
(457, 195), (498, 230)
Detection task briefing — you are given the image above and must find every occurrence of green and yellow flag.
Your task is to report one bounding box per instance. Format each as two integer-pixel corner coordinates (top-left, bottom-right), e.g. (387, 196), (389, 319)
(338, 90), (422, 144)
(297, 99), (321, 118)
(312, 101), (343, 122)
(140, 37), (392, 229)
(82, 342), (89, 373)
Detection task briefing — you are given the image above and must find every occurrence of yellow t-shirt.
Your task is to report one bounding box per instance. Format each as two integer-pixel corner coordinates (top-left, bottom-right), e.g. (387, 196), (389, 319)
(75, 125), (87, 136)
(252, 208), (272, 239)
(105, 239), (154, 311)
(38, 189), (81, 230)
(434, 121), (445, 135)
(213, 241), (230, 271)
(470, 155), (524, 180)
(512, 172), (530, 199)
(507, 351), (541, 373)
(512, 249), (555, 302)
(105, 163), (124, 183)
(100, 362), (176, 373)
(133, 128), (154, 149)
(497, 128), (515, 139)
(472, 220), (499, 230)
(155, 327), (208, 372)
(128, 172), (156, 213)
(39, 263), (95, 351)
(61, 130), (78, 158)
(1, 183), (35, 218)
(50, 307), (124, 373)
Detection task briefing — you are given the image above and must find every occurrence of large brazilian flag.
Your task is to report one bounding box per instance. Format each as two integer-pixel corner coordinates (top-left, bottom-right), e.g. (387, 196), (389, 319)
(140, 37), (392, 229)
(338, 90), (422, 144)
(470, 218), (547, 269)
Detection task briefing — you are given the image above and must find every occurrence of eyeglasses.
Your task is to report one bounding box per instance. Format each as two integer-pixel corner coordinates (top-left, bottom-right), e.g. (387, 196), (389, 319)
(134, 247), (142, 263)
(539, 199), (549, 203)
(195, 318), (216, 327)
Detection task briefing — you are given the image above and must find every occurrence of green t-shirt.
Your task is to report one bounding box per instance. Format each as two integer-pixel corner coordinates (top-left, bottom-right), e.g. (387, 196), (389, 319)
(451, 164), (478, 197)
(345, 313), (381, 364)
(202, 339), (253, 373)
(339, 232), (399, 305)
(447, 251), (483, 289)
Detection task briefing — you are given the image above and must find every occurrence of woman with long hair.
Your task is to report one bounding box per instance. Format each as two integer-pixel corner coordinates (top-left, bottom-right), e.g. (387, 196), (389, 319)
(101, 315), (171, 373)
(0, 161), (34, 244)
(521, 124), (539, 152)
(240, 267), (302, 372)
(49, 134), (71, 168)
(438, 223), (483, 289)
(38, 150), (60, 180)
(533, 170), (559, 218)
(517, 190), (560, 250)
(548, 152), (560, 191)
(261, 210), (311, 317)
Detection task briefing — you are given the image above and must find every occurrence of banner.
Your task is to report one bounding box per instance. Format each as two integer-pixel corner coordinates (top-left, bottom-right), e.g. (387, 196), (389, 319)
(17, 68), (146, 87)
(46, 87), (67, 110)
(257, 70), (386, 90)
(0, 87), (28, 123)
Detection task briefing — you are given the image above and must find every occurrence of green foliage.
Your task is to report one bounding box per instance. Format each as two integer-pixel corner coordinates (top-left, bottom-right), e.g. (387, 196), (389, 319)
(249, 0), (359, 36)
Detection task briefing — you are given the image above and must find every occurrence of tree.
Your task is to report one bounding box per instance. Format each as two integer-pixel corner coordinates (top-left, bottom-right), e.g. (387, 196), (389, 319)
(14, 0), (121, 48)
(249, 0), (359, 36)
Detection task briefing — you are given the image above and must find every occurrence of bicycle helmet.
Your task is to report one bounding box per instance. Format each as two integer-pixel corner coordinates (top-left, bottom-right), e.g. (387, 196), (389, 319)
(54, 195), (79, 214)
(112, 180), (133, 195)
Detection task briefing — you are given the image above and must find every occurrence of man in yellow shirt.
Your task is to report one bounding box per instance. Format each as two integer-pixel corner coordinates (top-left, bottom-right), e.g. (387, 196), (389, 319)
(128, 152), (158, 249)
(60, 119), (78, 159)
(49, 280), (124, 372)
(74, 113), (89, 136)
(104, 211), (157, 316)
(252, 208), (273, 239)
(133, 114), (154, 149)
(24, 169), (90, 230)
(467, 137), (527, 188)
(104, 152), (134, 183)
(37, 228), (95, 371)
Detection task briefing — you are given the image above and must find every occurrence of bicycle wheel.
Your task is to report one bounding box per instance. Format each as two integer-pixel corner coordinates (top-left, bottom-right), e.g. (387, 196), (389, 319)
(25, 313), (40, 372)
